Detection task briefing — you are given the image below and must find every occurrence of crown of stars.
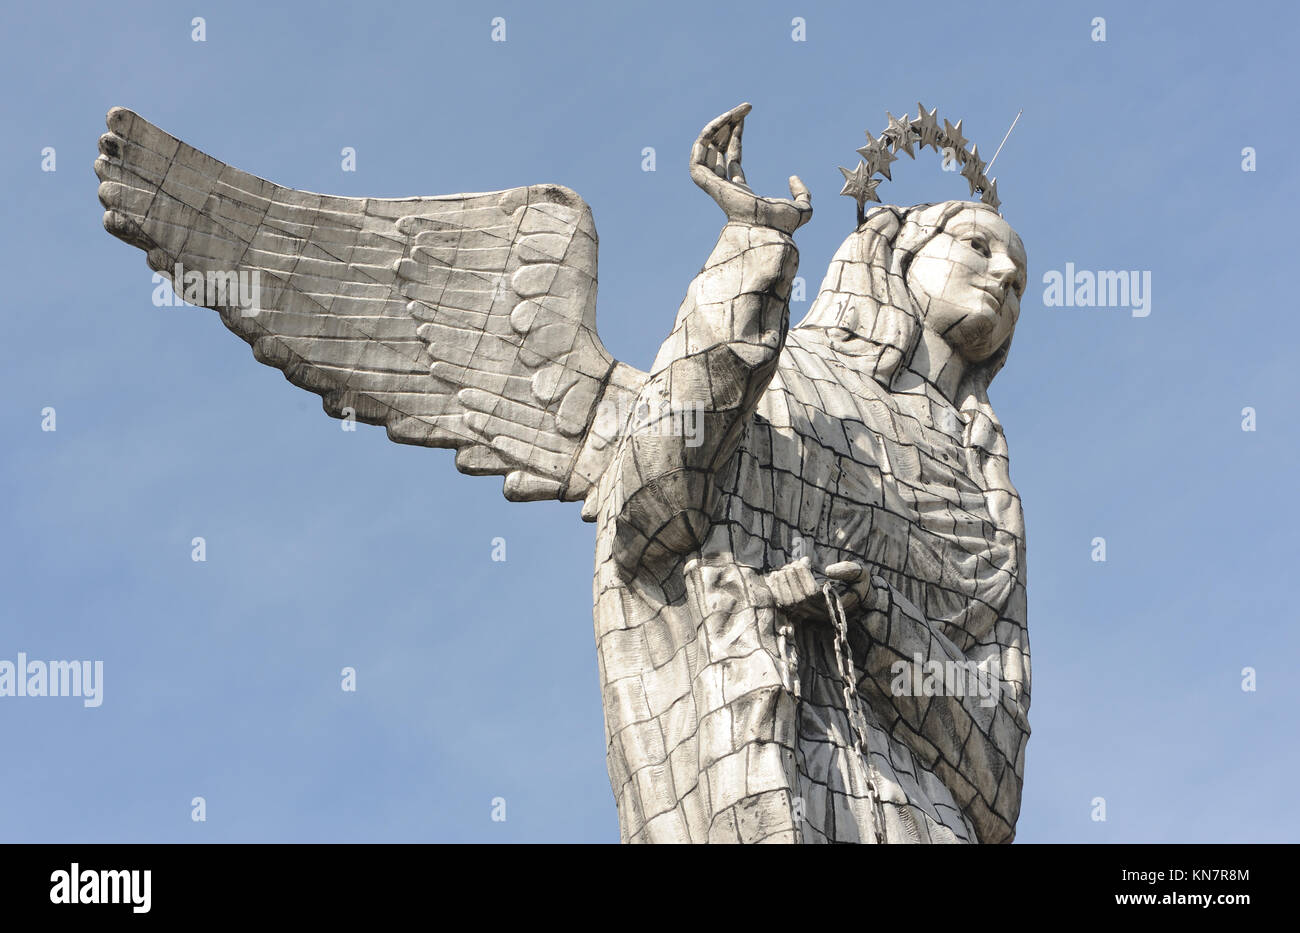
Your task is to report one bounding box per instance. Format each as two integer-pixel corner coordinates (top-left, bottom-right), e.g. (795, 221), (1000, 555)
(838, 103), (1003, 222)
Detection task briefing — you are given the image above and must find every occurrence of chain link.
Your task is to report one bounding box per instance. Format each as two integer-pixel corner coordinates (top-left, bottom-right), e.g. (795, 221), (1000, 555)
(775, 618), (800, 700)
(822, 582), (887, 844)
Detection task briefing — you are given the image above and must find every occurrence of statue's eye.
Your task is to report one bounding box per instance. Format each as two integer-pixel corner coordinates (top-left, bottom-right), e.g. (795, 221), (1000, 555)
(966, 236), (990, 258)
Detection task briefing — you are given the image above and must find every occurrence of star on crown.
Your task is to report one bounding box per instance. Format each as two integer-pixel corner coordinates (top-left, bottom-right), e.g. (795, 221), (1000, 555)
(838, 102), (1003, 222)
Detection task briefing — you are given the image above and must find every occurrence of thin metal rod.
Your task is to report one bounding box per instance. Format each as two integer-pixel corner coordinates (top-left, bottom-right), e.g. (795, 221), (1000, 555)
(985, 109), (1022, 172)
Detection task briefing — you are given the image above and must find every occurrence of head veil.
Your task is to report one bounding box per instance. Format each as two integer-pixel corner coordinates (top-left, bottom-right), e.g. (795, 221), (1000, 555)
(794, 199), (1026, 554)
(795, 201), (1017, 472)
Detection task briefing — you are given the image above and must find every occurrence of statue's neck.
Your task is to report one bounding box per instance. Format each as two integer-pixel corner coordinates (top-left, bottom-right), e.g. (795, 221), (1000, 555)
(905, 327), (970, 407)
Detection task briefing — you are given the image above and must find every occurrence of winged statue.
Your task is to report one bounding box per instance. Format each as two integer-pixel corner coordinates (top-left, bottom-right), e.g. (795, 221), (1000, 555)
(96, 102), (1032, 844)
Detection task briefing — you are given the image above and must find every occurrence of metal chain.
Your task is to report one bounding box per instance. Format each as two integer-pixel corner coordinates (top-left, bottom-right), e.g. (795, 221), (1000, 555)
(775, 618), (801, 700)
(822, 582), (888, 844)
(775, 610), (803, 843)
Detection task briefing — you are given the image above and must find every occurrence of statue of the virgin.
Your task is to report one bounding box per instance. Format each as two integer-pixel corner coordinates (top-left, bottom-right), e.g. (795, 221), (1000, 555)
(96, 100), (1031, 843)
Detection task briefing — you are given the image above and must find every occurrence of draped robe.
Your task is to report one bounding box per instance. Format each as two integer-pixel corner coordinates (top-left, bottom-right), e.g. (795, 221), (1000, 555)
(591, 215), (1031, 844)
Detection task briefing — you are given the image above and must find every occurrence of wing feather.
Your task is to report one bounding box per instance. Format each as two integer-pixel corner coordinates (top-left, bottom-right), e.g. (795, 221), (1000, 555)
(96, 107), (645, 507)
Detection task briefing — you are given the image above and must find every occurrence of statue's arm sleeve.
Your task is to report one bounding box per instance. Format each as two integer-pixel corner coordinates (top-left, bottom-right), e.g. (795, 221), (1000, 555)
(607, 221), (799, 575)
(855, 579), (1031, 844)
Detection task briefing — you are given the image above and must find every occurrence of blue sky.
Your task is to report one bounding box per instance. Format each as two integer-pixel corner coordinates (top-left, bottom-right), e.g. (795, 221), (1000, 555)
(1, 0), (1297, 842)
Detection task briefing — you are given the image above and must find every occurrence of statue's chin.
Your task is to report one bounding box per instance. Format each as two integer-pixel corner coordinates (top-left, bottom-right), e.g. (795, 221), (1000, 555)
(948, 310), (1013, 364)
(951, 333), (1002, 365)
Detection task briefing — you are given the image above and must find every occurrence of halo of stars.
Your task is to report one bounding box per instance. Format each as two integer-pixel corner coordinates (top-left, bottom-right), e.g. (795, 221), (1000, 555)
(839, 102), (1002, 223)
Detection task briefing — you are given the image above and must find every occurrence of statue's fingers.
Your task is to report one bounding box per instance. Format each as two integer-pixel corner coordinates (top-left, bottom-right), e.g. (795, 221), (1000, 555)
(697, 102), (749, 149)
(724, 116), (743, 167)
(793, 567), (819, 604)
(710, 145), (727, 178)
(713, 121), (732, 153)
(690, 136), (709, 167)
(768, 571), (793, 607)
(693, 120), (724, 171)
(691, 139), (726, 182)
(788, 175), (811, 209)
(725, 121), (746, 184)
(825, 560), (862, 583)
(698, 109), (732, 142)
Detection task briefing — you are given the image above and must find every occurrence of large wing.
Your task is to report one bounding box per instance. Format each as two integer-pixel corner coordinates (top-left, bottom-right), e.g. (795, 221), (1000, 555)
(95, 107), (643, 511)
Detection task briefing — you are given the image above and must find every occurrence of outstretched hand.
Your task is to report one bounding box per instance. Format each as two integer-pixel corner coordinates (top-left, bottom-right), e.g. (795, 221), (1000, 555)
(690, 103), (812, 234)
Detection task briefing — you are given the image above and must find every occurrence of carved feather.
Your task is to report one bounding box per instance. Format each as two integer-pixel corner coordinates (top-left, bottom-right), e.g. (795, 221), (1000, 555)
(95, 107), (644, 510)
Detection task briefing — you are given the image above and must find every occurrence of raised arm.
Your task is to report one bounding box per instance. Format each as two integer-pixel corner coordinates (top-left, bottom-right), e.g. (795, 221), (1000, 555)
(609, 104), (811, 576)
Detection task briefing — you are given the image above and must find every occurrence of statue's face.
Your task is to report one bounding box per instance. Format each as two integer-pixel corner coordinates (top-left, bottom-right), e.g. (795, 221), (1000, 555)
(906, 207), (1027, 363)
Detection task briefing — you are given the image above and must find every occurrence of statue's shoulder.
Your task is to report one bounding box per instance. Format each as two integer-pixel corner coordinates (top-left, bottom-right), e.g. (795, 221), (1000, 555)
(775, 328), (892, 419)
(746, 331), (875, 471)
(774, 328), (836, 391)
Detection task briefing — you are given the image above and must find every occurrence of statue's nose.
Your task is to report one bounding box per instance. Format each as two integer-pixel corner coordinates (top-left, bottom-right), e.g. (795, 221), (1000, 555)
(989, 251), (1018, 281)
(987, 256), (1020, 300)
